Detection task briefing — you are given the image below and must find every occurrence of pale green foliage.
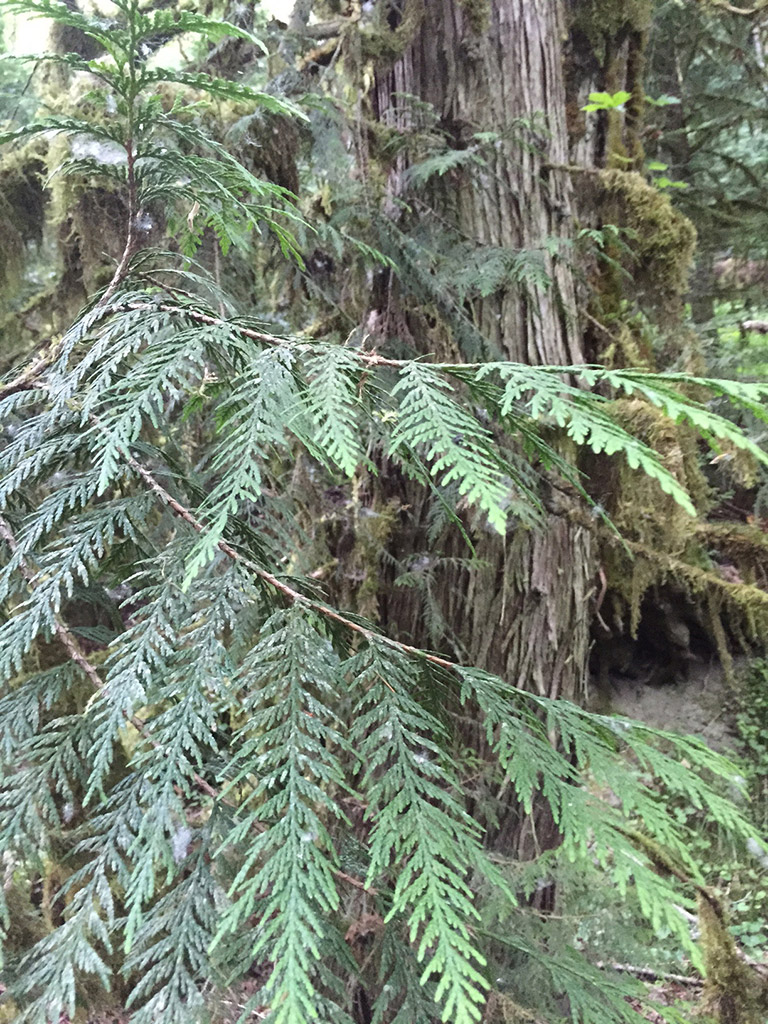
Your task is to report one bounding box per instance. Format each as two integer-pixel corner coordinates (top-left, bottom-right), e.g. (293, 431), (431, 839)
(582, 90), (632, 112)
(450, 244), (552, 300)
(390, 364), (512, 533)
(350, 646), (494, 1023)
(475, 362), (768, 517)
(1, 2), (768, 1023)
(404, 145), (488, 186)
(215, 611), (349, 1024)
(0, 0), (303, 261)
(305, 348), (368, 476)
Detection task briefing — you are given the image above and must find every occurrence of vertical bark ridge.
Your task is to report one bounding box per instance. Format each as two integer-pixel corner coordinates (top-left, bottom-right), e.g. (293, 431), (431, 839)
(373, 0), (596, 712)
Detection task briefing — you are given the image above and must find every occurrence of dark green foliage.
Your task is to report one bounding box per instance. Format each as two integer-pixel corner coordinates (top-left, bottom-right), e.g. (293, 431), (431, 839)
(0, 2), (767, 1023)
(647, 1), (768, 260)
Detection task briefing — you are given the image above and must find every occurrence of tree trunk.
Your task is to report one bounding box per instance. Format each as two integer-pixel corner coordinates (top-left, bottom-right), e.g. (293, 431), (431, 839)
(372, 0), (594, 715)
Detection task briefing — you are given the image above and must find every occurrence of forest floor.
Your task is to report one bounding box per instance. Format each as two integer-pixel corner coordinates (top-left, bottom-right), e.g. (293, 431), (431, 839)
(604, 658), (741, 752)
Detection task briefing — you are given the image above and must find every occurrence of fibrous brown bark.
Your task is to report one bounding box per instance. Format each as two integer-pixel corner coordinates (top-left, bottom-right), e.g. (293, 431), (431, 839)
(372, 0), (595, 711)
(376, 0), (583, 365)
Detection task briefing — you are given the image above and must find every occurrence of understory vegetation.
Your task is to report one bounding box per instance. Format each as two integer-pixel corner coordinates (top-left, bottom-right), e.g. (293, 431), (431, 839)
(0, 0), (767, 1022)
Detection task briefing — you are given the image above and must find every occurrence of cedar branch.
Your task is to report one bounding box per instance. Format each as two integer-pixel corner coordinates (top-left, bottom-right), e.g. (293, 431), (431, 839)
(0, 512), (218, 799)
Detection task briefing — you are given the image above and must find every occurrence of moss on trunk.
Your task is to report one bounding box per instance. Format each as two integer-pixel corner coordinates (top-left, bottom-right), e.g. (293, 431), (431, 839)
(599, 169), (697, 303)
(571, 0), (652, 56)
(699, 891), (768, 1024)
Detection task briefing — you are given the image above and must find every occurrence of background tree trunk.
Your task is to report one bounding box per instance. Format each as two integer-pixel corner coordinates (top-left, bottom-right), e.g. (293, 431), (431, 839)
(372, 0), (594, 714)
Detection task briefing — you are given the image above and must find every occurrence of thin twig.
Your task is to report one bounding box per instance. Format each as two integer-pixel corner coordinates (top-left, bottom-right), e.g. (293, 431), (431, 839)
(334, 870), (377, 894)
(115, 438), (457, 672)
(0, 512), (380, 894)
(1, 292), (629, 405)
(122, 300), (411, 368)
(594, 961), (703, 987)
(98, 136), (138, 308)
(0, 345), (66, 401)
(0, 299), (407, 402)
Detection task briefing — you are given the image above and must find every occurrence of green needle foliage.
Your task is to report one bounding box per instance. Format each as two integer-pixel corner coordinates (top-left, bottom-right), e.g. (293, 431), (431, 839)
(0, 3), (767, 1024)
(351, 646), (494, 1022)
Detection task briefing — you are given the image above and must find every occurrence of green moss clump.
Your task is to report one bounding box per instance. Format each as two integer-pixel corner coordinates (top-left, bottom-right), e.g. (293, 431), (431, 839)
(695, 522), (768, 588)
(573, 0), (652, 54)
(349, 494), (400, 621)
(3, 878), (49, 950)
(361, 0), (425, 63)
(609, 397), (706, 548)
(458, 0), (490, 36)
(0, 151), (46, 301)
(599, 169), (697, 302)
(594, 396), (768, 663)
(698, 892), (768, 1024)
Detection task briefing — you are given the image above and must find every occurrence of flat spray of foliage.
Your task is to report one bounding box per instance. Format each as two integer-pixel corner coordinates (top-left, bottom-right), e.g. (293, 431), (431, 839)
(1, 2), (768, 1023)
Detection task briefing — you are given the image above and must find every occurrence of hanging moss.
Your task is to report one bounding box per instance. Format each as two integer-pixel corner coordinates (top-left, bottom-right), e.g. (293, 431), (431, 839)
(595, 399), (767, 665)
(360, 0), (425, 62)
(457, 0), (490, 36)
(695, 522), (768, 587)
(605, 536), (768, 676)
(0, 152), (45, 247)
(599, 169), (697, 303)
(0, 216), (24, 303)
(349, 492), (401, 621)
(238, 111), (301, 195)
(0, 151), (46, 302)
(608, 398), (711, 547)
(572, 0), (652, 56)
